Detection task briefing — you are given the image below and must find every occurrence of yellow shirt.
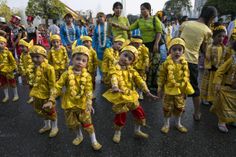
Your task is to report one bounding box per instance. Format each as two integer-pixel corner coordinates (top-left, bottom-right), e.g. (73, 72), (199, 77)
(0, 48), (17, 79)
(135, 44), (149, 70)
(102, 48), (119, 73)
(179, 21), (212, 64)
(30, 60), (56, 99)
(87, 48), (98, 75)
(158, 56), (194, 95)
(213, 55), (236, 86)
(19, 53), (34, 76)
(103, 64), (149, 105)
(50, 67), (93, 110)
(47, 46), (69, 71)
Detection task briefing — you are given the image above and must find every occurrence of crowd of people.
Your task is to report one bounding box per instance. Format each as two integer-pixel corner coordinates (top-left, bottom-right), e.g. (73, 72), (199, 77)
(0, 1), (236, 151)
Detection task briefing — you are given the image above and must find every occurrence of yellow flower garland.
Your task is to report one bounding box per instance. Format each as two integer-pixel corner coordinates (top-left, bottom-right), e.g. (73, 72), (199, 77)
(166, 56), (189, 88)
(33, 60), (48, 87)
(68, 66), (87, 99)
(51, 48), (66, 65)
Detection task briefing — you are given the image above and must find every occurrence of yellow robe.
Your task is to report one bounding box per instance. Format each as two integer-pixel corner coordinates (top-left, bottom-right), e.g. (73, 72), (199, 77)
(134, 44), (149, 80)
(103, 64), (149, 113)
(87, 48), (98, 77)
(210, 56), (236, 123)
(157, 56), (194, 96)
(201, 45), (227, 101)
(50, 67), (93, 110)
(30, 60), (56, 100)
(19, 53), (34, 76)
(102, 47), (119, 84)
(48, 46), (69, 79)
(0, 48), (17, 79)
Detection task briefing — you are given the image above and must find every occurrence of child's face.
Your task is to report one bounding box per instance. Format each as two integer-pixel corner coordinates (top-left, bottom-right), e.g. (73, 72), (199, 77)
(83, 41), (92, 48)
(51, 40), (60, 49)
(19, 45), (28, 53)
(119, 51), (135, 66)
(31, 54), (45, 66)
(214, 32), (226, 44)
(97, 15), (105, 24)
(170, 45), (184, 61)
(0, 41), (6, 51)
(72, 53), (88, 70)
(130, 42), (141, 49)
(113, 41), (123, 51)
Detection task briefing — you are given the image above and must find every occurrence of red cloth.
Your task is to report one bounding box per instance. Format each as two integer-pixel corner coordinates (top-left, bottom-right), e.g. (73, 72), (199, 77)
(0, 75), (16, 87)
(114, 105), (145, 127)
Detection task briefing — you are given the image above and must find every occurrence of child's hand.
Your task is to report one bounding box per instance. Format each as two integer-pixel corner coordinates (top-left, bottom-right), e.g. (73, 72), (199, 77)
(215, 84), (221, 92)
(42, 101), (53, 109)
(146, 91), (159, 100)
(111, 86), (124, 93)
(86, 105), (95, 114)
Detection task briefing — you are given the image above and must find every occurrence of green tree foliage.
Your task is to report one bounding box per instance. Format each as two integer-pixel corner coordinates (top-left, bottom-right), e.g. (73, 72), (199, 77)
(0, 0), (20, 21)
(205, 0), (236, 16)
(26, 0), (67, 20)
(163, 0), (192, 18)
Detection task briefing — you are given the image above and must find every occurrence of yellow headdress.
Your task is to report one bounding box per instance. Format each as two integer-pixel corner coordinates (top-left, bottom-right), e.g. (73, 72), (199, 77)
(72, 45), (90, 58)
(130, 37), (143, 44)
(0, 36), (7, 43)
(80, 35), (92, 42)
(29, 45), (47, 57)
(50, 34), (61, 41)
(167, 38), (186, 51)
(114, 36), (125, 43)
(121, 45), (139, 63)
(18, 38), (34, 48)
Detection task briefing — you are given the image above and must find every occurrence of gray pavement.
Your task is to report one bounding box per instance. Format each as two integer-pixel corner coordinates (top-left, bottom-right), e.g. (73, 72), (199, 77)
(0, 82), (236, 157)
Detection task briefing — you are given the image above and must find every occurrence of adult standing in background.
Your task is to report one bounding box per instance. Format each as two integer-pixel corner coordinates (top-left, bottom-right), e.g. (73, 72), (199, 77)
(107, 2), (130, 40)
(48, 19), (60, 35)
(118, 2), (162, 90)
(76, 19), (88, 37)
(60, 13), (80, 57)
(179, 6), (217, 120)
(26, 16), (37, 44)
(93, 12), (112, 78)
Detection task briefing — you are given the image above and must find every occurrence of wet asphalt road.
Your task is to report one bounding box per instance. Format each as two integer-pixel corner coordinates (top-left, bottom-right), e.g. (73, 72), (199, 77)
(0, 81), (236, 157)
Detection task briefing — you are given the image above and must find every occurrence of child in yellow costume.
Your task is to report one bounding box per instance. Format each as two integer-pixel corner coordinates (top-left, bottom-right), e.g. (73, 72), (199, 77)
(102, 37), (125, 85)
(210, 41), (236, 133)
(157, 38), (194, 134)
(44, 46), (102, 150)
(29, 45), (59, 138)
(103, 45), (157, 144)
(130, 36), (149, 100)
(80, 36), (98, 98)
(0, 36), (19, 102)
(201, 23), (229, 105)
(18, 38), (34, 103)
(48, 34), (69, 80)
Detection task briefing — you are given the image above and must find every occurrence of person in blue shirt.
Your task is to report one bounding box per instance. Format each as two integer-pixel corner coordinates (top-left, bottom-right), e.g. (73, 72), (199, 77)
(60, 13), (80, 57)
(92, 12), (112, 77)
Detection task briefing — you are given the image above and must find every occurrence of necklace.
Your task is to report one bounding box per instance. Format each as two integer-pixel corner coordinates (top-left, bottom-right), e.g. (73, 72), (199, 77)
(98, 22), (107, 48)
(68, 66), (87, 99)
(65, 24), (76, 44)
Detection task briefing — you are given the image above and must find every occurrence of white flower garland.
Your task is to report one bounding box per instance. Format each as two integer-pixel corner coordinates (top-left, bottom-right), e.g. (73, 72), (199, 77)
(65, 23), (76, 44)
(98, 22), (107, 48)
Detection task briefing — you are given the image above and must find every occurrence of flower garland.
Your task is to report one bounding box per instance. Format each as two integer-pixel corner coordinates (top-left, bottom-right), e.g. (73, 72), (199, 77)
(65, 24), (76, 44)
(211, 45), (226, 68)
(231, 55), (236, 81)
(51, 48), (66, 65)
(166, 56), (189, 87)
(68, 66), (87, 99)
(33, 60), (48, 87)
(98, 22), (107, 48)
